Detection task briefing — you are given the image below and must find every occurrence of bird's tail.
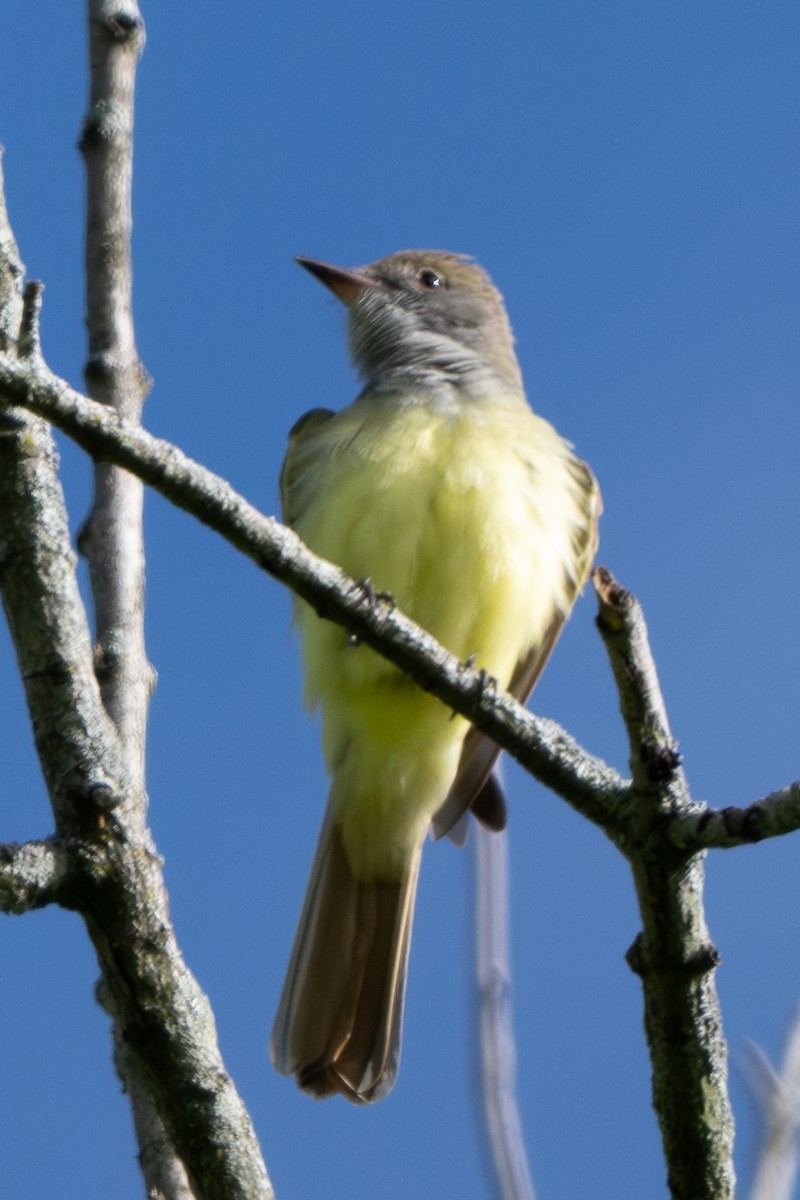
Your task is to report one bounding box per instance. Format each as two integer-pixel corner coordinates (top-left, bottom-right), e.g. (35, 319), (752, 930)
(270, 808), (422, 1103)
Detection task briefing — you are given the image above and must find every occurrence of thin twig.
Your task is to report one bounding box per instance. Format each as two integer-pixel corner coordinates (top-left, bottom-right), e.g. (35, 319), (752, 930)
(743, 1010), (800, 1200)
(80, 0), (153, 806)
(79, 8), (184, 1191)
(475, 823), (536, 1200)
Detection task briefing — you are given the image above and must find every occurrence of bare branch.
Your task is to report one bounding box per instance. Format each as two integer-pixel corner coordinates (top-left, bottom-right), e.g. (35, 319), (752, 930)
(0, 413), (126, 835)
(743, 1011), (800, 1200)
(78, 6), (181, 1193)
(0, 162), (273, 1200)
(0, 149), (24, 353)
(670, 782), (800, 851)
(80, 0), (152, 794)
(0, 402), (273, 1199)
(593, 565), (689, 807)
(475, 824), (536, 1200)
(594, 567), (736, 1199)
(0, 354), (628, 828)
(0, 840), (69, 914)
(106, 984), (198, 1200)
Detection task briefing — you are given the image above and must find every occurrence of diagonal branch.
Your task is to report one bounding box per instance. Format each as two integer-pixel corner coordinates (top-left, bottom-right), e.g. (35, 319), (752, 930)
(0, 399), (274, 1200)
(0, 351), (628, 831)
(0, 146), (273, 1200)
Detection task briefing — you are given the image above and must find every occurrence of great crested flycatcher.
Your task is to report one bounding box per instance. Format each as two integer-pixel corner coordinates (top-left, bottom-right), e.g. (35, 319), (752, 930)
(271, 250), (600, 1103)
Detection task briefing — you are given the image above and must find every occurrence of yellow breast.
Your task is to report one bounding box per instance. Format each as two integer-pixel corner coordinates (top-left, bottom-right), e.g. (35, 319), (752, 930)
(295, 394), (583, 681)
(286, 390), (592, 875)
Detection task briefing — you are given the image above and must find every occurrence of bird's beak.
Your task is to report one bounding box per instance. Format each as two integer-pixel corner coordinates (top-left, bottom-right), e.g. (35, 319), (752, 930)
(295, 256), (376, 306)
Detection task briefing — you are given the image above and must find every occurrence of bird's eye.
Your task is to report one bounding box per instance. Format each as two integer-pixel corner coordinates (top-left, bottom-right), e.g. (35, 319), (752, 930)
(418, 269), (444, 289)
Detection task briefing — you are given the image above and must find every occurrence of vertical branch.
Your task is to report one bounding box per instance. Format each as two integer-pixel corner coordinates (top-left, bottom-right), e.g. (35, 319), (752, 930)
(0, 151), (24, 355)
(475, 823), (536, 1200)
(0, 170), (274, 1195)
(79, 0), (153, 802)
(78, 7), (190, 1196)
(109, 996), (197, 1200)
(744, 1010), (800, 1200)
(593, 568), (735, 1199)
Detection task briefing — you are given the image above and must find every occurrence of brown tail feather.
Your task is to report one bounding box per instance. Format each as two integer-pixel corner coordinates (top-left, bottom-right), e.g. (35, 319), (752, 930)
(270, 811), (421, 1103)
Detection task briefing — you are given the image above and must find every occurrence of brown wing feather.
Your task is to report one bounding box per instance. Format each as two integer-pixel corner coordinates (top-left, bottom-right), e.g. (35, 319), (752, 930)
(432, 456), (601, 840)
(280, 407), (335, 526)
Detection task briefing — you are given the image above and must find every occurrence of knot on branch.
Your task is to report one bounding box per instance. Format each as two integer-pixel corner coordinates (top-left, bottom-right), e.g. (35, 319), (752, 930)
(104, 11), (145, 42)
(345, 577), (395, 646)
(84, 352), (121, 389)
(79, 101), (131, 151)
(84, 353), (151, 403)
(592, 564), (634, 631)
(468, 665), (498, 711)
(61, 775), (125, 840)
(641, 732), (682, 785)
(91, 634), (127, 683)
(626, 933), (722, 979)
(85, 780), (122, 812)
(695, 804), (767, 844)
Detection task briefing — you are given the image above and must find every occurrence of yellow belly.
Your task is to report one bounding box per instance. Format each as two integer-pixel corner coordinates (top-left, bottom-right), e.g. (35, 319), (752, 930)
(291, 393), (583, 876)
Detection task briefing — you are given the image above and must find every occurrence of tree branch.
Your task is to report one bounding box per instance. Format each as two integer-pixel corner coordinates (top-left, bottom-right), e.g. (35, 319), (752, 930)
(0, 398), (274, 1200)
(0, 152), (273, 1200)
(475, 823), (536, 1200)
(743, 1010), (800, 1200)
(79, 0), (154, 788)
(0, 148), (24, 355)
(0, 840), (69, 914)
(9, 106), (800, 1194)
(670, 782), (800, 851)
(594, 567), (736, 1199)
(0, 350), (628, 829)
(79, 6), (186, 1194)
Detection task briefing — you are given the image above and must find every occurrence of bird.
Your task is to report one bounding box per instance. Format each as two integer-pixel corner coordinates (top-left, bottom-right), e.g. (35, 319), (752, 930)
(270, 250), (600, 1103)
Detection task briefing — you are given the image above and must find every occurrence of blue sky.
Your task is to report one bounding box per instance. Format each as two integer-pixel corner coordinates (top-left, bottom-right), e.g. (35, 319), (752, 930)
(2, 2), (799, 1196)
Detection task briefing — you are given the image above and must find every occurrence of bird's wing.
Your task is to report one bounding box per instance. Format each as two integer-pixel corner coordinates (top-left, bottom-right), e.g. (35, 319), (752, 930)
(432, 456), (601, 841)
(279, 407), (336, 525)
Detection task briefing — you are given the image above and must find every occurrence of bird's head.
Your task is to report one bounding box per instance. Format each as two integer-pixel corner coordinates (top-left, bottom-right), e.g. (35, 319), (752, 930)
(296, 250), (523, 395)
